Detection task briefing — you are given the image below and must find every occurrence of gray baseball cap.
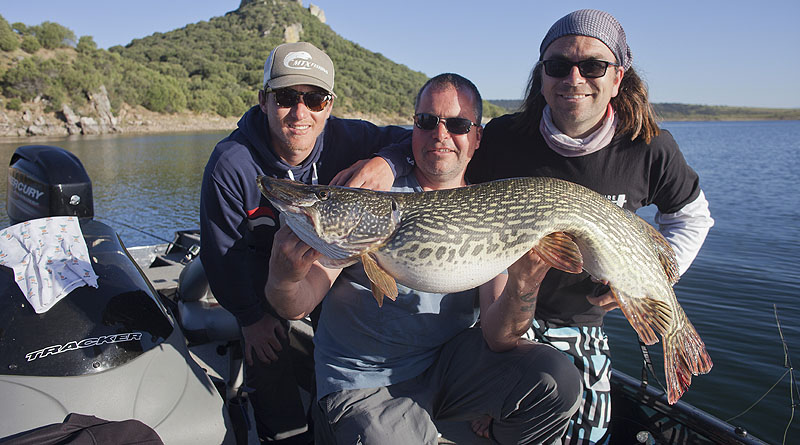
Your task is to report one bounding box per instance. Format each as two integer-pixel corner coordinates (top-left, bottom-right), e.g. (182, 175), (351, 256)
(263, 42), (335, 94)
(539, 9), (632, 70)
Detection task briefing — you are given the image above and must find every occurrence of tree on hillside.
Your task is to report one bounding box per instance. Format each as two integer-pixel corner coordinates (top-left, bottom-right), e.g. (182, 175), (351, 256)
(30, 21), (75, 49)
(11, 23), (28, 35)
(20, 36), (41, 54)
(0, 15), (19, 52)
(77, 36), (97, 54)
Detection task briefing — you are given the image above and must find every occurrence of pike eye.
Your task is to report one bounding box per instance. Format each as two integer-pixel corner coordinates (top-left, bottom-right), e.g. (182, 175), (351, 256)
(317, 190), (330, 200)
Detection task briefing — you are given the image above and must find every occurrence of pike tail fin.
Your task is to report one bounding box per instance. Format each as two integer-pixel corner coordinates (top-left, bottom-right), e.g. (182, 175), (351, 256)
(611, 286), (713, 404)
(662, 309), (713, 404)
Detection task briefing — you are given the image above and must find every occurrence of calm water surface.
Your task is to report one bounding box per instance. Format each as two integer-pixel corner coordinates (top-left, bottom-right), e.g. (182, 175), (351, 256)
(0, 121), (798, 444)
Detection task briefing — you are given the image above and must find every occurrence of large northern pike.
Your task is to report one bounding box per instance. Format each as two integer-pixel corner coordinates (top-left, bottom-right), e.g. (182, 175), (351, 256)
(257, 175), (712, 404)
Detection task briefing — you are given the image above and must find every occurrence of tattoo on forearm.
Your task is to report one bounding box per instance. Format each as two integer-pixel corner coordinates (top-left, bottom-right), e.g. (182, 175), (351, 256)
(518, 291), (537, 313)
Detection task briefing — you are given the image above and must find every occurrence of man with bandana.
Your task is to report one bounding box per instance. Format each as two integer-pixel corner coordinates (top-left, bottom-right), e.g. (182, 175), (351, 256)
(466, 9), (714, 444)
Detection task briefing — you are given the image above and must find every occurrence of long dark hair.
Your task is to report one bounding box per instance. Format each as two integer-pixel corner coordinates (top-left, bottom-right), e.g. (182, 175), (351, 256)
(513, 64), (659, 144)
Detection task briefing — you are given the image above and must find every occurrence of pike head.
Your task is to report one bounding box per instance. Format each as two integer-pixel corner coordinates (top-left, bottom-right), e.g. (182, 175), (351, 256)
(257, 176), (402, 263)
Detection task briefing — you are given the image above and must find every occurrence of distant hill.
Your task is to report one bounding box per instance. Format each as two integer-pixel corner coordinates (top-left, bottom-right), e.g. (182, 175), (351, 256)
(489, 99), (524, 112)
(488, 100), (800, 121)
(650, 103), (800, 121)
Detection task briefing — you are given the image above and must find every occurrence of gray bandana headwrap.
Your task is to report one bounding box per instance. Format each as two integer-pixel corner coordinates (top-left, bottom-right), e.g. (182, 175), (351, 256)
(539, 9), (632, 70)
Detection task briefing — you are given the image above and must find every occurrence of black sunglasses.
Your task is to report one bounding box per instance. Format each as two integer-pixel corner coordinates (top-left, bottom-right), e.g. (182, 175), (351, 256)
(267, 88), (332, 112)
(540, 59), (620, 79)
(413, 113), (477, 135)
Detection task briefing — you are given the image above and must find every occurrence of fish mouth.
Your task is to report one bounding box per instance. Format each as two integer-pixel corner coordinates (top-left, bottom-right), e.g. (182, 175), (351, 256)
(257, 175), (320, 226)
(257, 176), (316, 207)
(256, 175), (392, 260)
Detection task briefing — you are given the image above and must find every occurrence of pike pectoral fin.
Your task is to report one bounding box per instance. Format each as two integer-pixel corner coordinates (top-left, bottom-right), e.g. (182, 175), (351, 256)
(370, 282), (384, 307)
(361, 253), (398, 307)
(533, 232), (583, 274)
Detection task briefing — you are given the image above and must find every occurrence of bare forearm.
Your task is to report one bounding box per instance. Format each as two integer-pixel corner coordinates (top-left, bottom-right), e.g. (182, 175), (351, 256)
(265, 280), (312, 320)
(266, 264), (337, 320)
(480, 251), (550, 351)
(481, 278), (542, 351)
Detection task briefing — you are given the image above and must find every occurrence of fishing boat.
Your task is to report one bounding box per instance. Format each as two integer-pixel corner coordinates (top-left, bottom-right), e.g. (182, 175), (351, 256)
(0, 144), (770, 444)
(128, 229), (770, 445)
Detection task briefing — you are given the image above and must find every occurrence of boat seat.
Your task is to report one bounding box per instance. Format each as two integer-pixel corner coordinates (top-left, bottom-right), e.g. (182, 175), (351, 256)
(177, 258), (240, 344)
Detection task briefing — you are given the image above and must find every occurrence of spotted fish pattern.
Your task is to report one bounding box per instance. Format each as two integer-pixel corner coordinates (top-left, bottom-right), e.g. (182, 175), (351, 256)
(257, 175), (712, 404)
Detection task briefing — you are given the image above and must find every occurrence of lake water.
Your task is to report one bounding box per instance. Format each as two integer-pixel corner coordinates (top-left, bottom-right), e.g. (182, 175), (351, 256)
(0, 121), (798, 444)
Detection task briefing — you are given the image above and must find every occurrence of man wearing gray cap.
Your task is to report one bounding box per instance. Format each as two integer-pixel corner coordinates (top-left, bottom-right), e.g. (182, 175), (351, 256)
(466, 9), (714, 444)
(200, 41), (410, 443)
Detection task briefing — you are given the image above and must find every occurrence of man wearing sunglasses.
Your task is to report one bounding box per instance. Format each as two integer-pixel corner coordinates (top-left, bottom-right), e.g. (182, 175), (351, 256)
(465, 9), (714, 444)
(199, 42), (411, 444)
(264, 73), (582, 445)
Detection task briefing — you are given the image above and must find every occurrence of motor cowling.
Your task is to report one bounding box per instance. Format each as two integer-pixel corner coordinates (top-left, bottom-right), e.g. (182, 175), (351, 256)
(7, 145), (93, 225)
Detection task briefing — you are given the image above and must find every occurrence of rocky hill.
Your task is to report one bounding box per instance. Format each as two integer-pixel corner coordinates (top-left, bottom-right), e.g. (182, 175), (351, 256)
(0, 0), (508, 138)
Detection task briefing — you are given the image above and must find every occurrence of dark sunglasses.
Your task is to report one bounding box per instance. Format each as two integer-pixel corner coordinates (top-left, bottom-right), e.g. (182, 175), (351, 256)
(540, 59), (620, 78)
(413, 113), (477, 135)
(267, 88), (332, 112)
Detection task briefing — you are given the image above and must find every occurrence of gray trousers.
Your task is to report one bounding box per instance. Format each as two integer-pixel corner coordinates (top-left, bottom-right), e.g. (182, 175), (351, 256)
(314, 327), (583, 445)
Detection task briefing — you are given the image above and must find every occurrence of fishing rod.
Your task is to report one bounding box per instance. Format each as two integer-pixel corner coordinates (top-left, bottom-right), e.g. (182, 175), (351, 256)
(95, 215), (199, 255)
(725, 304), (797, 445)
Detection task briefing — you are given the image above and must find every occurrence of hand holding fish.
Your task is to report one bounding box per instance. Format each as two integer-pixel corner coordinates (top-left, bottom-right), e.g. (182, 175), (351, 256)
(266, 225), (341, 320)
(479, 248), (551, 352)
(505, 248), (551, 300)
(586, 279), (620, 312)
(270, 225), (323, 283)
(330, 157), (395, 190)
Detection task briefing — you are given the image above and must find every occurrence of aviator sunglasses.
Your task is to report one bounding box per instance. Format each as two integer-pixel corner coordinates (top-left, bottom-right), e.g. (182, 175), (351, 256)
(267, 88), (332, 112)
(413, 113), (477, 135)
(540, 59), (620, 79)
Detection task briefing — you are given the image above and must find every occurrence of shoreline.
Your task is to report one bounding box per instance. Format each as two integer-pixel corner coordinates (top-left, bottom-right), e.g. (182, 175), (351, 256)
(1, 106), (796, 142)
(0, 103), (412, 141)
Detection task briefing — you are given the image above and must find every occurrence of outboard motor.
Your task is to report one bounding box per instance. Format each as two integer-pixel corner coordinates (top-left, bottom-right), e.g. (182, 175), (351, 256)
(0, 146), (234, 444)
(7, 145), (93, 224)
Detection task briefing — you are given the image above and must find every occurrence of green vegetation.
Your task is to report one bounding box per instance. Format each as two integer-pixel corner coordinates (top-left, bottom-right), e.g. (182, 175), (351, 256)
(0, 1), (436, 122)
(0, 1), (795, 124)
(0, 16), (18, 52)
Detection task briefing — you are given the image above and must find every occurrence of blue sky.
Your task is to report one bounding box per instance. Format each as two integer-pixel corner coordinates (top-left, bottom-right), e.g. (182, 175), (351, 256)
(2, 1), (797, 108)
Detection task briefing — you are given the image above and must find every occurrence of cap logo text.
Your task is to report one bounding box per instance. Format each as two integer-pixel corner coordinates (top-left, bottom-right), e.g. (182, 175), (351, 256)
(283, 51), (329, 75)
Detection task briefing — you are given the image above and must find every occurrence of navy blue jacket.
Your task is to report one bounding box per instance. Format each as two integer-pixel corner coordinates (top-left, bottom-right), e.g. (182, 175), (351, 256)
(199, 105), (410, 326)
